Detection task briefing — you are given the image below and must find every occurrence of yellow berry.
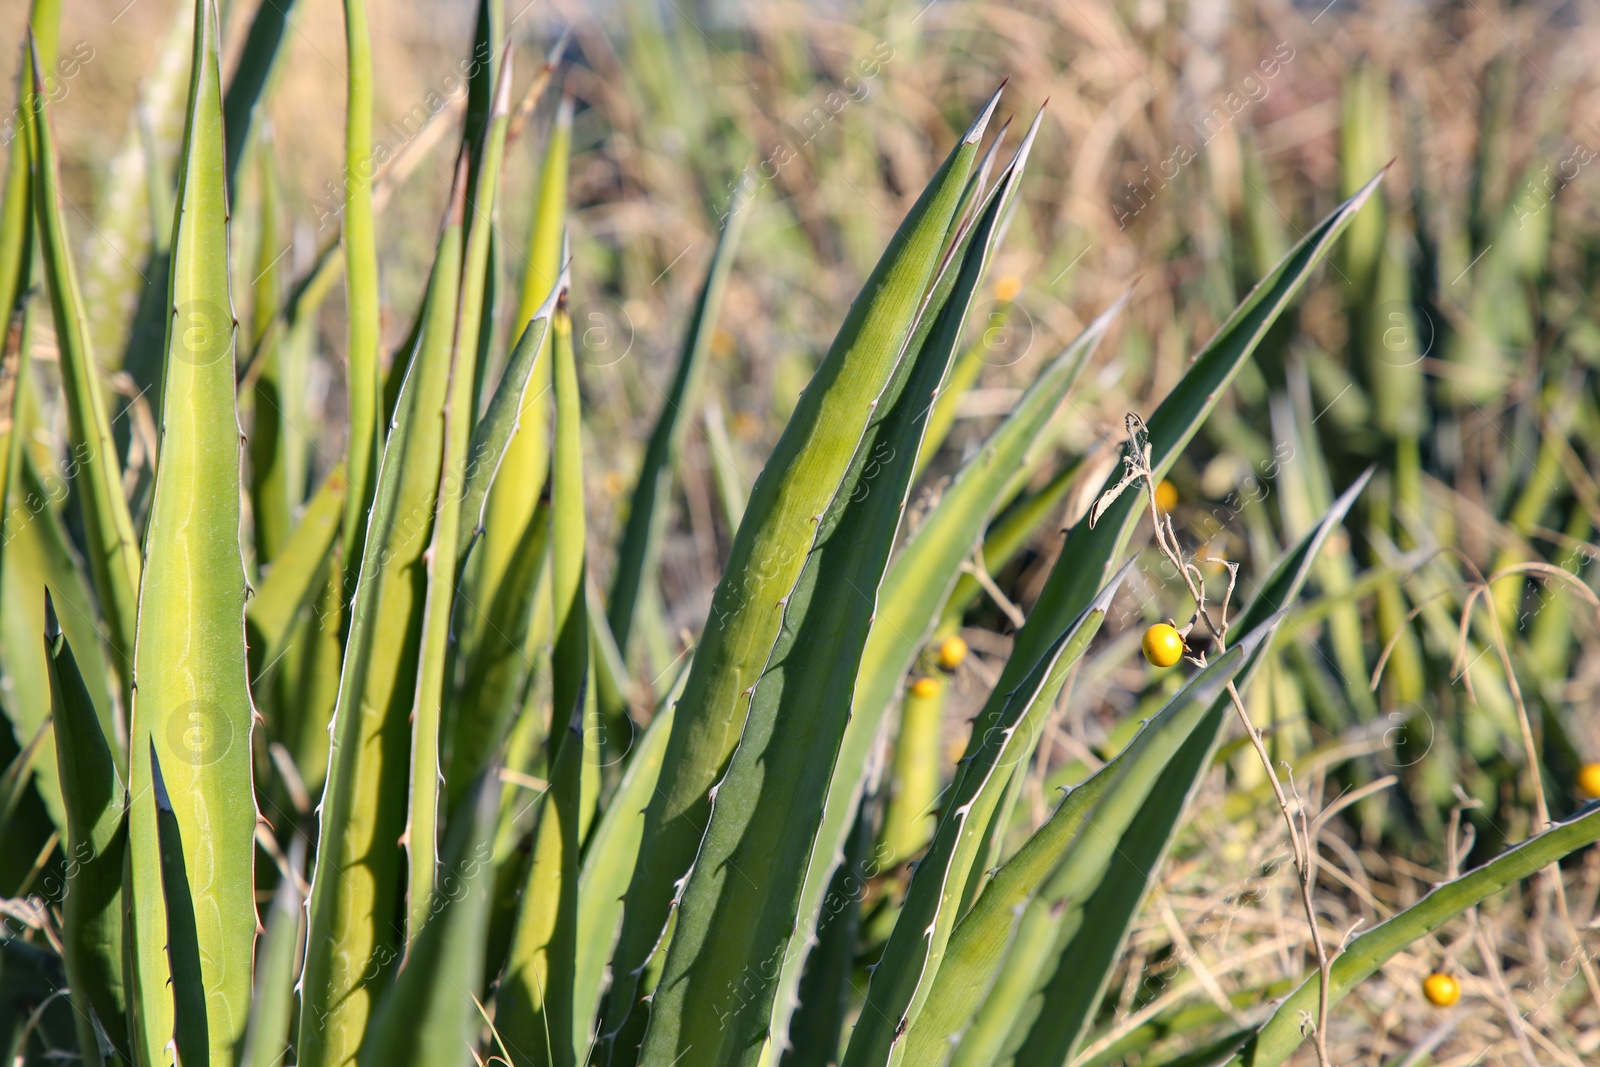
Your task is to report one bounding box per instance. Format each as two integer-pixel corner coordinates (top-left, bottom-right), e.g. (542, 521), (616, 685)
(1141, 624), (1184, 668)
(1578, 762), (1600, 799)
(937, 636), (968, 670)
(910, 676), (940, 699)
(1154, 479), (1178, 514)
(1422, 972), (1460, 1007)
(994, 274), (1023, 303)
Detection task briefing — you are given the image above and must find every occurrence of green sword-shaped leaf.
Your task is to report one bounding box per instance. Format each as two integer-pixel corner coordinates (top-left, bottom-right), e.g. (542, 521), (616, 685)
(123, 2), (256, 1060)
(601, 87), (1001, 1063)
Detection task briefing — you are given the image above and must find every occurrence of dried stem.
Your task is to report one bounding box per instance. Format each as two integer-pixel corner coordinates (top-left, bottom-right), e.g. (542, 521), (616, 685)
(1094, 412), (1338, 1066)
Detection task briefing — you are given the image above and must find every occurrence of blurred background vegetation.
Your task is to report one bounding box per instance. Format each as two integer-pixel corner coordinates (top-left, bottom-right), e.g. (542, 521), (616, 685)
(5, 0), (1600, 1062)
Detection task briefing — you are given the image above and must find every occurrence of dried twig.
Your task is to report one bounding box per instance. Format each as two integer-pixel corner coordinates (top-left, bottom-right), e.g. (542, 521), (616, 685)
(1090, 412), (1340, 1067)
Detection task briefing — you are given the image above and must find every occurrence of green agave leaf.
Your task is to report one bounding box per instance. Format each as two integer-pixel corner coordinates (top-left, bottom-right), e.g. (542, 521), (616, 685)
(854, 291), (1119, 751)
(496, 679), (585, 1067)
(1003, 472), (1373, 1066)
(1, 0), (61, 320)
(1, 450), (122, 817)
(0, 143), (25, 323)
(245, 466), (346, 680)
(338, 0), (381, 590)
(964, 735), (1029, 915)
(247, 131), (293, 566)
(4, 203), (121, 790)
(123, 2), (256, 1062)
(547, 289), (600, 843)
(447, 503), (549, 814)
(841, 567), (1130, 1067)
(1, 294), (120, 812)
(473, 89), (570, 666)
(833, 177), (1383, 1067)
(442, 287), (558, 814)
(450, 38), (514, 424)
(643, 111), (1035, 1067)
(497, 304), (594, 1063)
(29, 41), (142, 704)
(602, 87), (1000, 1061)
(943, 780), (1116, 1067)
(919, 707), (1157, 1065)
(939, 472), (1371, 1067)
(299, 162), (466, 1067)
(935, 115), (1009, 282)
(971, 173), (1385, 769)
(779, 787), (881, 1067)
(587, 580), (632, 768)
(460, 0), (506, 211)
(914, 332), (985, 478)
(607, 177), (748, 658)
(0, 302), (65, 832)
(916, 311), (1109, 607)
(940, 638), (1259, 1067)
(357, 775), (498, 1067)
(267, 288), (318, 518)
(148, 748), (209, 1066)
(1224, 800), (1600, 1067)
(771, 275), (1124, 1058)
(241, 837), (304, 1067)
(221, 0), (300, 187)
(45, 603), (129, 1067)
(573, 677), (684, 1058)
(912, 119), (1022, 475)
(406, 49), (514, 941)
(454, 287), (557, 576)
(480, 706), (549, 986)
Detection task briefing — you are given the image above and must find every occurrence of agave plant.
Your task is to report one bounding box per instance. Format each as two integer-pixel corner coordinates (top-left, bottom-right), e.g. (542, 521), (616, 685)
(2, 2), (1597, 1067)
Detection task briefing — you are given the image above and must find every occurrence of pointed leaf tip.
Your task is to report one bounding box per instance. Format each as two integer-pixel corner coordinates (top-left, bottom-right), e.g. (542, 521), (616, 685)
(1010, 105), (1046, 170)
(149, 743), (173, 814)
(968, 114), (1012, 194)
(1345, 166), (1388, 212)
(492, 49), (515, 116)
(965, 82), (1005, 144)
